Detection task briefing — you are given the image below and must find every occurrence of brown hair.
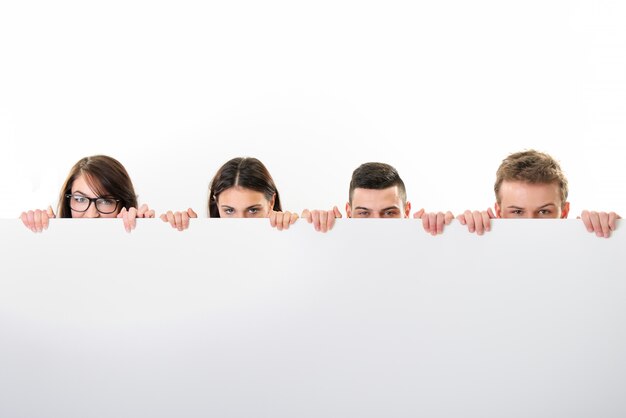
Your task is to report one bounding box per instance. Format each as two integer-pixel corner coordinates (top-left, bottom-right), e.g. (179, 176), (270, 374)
(57, 155), (138, 217)
(494, 150), (568, 207)
(349, 162), (407, 205)
(208, 157), (282, 217)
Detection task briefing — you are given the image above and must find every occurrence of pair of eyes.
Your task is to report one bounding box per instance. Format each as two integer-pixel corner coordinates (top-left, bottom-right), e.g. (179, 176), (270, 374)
(222, 207), (262, 215)
(355, 210), (400, 217)
(71, 195), (117, 207)
(508, 209), (553, 215)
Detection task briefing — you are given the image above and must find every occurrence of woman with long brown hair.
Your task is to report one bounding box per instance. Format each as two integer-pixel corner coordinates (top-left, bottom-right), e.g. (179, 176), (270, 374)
(161, 157), (298, 230)
(20, 155), (154, 232)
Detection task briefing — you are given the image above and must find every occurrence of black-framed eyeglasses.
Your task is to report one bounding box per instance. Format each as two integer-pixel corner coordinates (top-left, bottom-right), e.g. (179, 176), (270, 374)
(65, 194), (120, 214)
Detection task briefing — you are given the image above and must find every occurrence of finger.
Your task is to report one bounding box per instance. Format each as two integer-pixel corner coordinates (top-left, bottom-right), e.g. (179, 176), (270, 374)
(436, 213), (445, 235)
(41, 210), (50, 231)
(188, 208), (198, 218)
(302, 209), (312, 222)
(319, 210), (328, 233)
(20, 212), (31, 231)
(128, 207), (138, 231)
(45, 206), (55, 228)
(136, 204), (147, 217)
(473, 211), (485, 236)
(279, 212), (291, 231)
(34, 209), (44, 233)
(182, 212), (190, 230)
(588, 211), (602, 237)
(21, 211), (36, 232)
(609, 212), (618, 232)
(311, 211), (321, 231)
(27, 211), (37, 232)
(487, 207), (496, 219)
(414, 208), (425, 219)
(269, 211), (277, 228)
(146, 210), (155, 218)
(456, 213), (467, 225)
(166, 211), (176, 229)
(444, 211), (453, 225)
(282, 212), (296, 230)
(481, 210), (491, 232)
(428, 212), (437, 236)
(581, 210), (593, 232)
(333, 206), (342, 218)
(327, 211), (337, 231)
(120, 208), (130, 232)
(599, 212), (610, 238)
(174, 211), (183, 231)
(464, 210), (475, 233)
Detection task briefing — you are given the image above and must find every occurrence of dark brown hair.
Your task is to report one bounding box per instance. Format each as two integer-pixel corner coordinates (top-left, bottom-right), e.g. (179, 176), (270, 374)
(57, 155), (138, 217)
(208, 157), (282, 217)
(494, 150), (568, 207)
(349, 162), (407, 205)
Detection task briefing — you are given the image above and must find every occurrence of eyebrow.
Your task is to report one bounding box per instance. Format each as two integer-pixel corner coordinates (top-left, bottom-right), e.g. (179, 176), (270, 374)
(506, 203), (556, 209)
(354, 206), (372, 211)
(380, 206), (400, 212)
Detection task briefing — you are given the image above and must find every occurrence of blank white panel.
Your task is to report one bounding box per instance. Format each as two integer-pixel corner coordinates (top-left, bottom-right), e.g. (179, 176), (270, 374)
(0, 219), (624, 417)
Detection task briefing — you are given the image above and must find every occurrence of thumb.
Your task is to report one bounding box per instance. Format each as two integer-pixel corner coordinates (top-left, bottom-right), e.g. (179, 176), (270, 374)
(117, 207), (127, 218)
(487, 208), (496, 219)
(188, 208), (198, 218)
(332, 206), (342, 218)
(413, 208), (425, 219)
(47, 206), (56, 218)
(301, 209), (311, 221)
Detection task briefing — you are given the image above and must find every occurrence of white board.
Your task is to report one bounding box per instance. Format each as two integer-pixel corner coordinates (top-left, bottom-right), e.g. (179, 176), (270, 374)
(0, 219), (625, 417)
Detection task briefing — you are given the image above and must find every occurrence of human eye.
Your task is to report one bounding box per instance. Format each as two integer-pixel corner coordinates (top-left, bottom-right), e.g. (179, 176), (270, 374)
(384, 210), (399, 217)
(223, 208), (235, 215)
(73, 195), (87, 203)
(510, 209), (523, 216)
(248, 207), (259, 214)
(98, 198), (117, 207)
(538, 209), (552, 216)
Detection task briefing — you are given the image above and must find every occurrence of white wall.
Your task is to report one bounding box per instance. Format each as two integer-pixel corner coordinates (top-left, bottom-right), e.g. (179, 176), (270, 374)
(1, 1), (625, 218)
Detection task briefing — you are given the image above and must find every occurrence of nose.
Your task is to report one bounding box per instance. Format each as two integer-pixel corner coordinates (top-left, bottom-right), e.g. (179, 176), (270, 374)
(84, 201), (100, 218)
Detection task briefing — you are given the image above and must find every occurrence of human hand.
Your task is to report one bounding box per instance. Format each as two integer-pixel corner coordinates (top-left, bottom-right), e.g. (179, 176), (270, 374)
(160, 208), (198, 231)
(301, 206), (342, 233)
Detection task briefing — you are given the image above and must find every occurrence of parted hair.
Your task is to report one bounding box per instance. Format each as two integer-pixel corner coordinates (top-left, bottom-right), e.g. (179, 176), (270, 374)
(208, 157), (282, 217)
(494, 150), (568, 207)
(58, 155), (138, 218)
(349, 162), (407, 204)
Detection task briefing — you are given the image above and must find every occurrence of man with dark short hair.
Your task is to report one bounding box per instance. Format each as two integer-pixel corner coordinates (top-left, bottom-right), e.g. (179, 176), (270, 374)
(302, 162), (453, 234)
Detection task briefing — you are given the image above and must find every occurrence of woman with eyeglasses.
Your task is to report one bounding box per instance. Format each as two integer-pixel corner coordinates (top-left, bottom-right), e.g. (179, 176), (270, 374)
(161, 157), (298, 230)
(20, 155), (154, 232)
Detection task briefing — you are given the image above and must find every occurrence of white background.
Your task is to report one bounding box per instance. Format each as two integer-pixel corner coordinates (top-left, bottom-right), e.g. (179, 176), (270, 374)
(1, 1), (625, 218)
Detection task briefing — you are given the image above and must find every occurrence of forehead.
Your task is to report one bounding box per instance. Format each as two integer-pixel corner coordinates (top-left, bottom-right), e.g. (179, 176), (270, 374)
(499, 181), (562, 205)
(351, 186), (403, 209)
(71, 174), (101, 197)
(218, 187), (268, 205)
